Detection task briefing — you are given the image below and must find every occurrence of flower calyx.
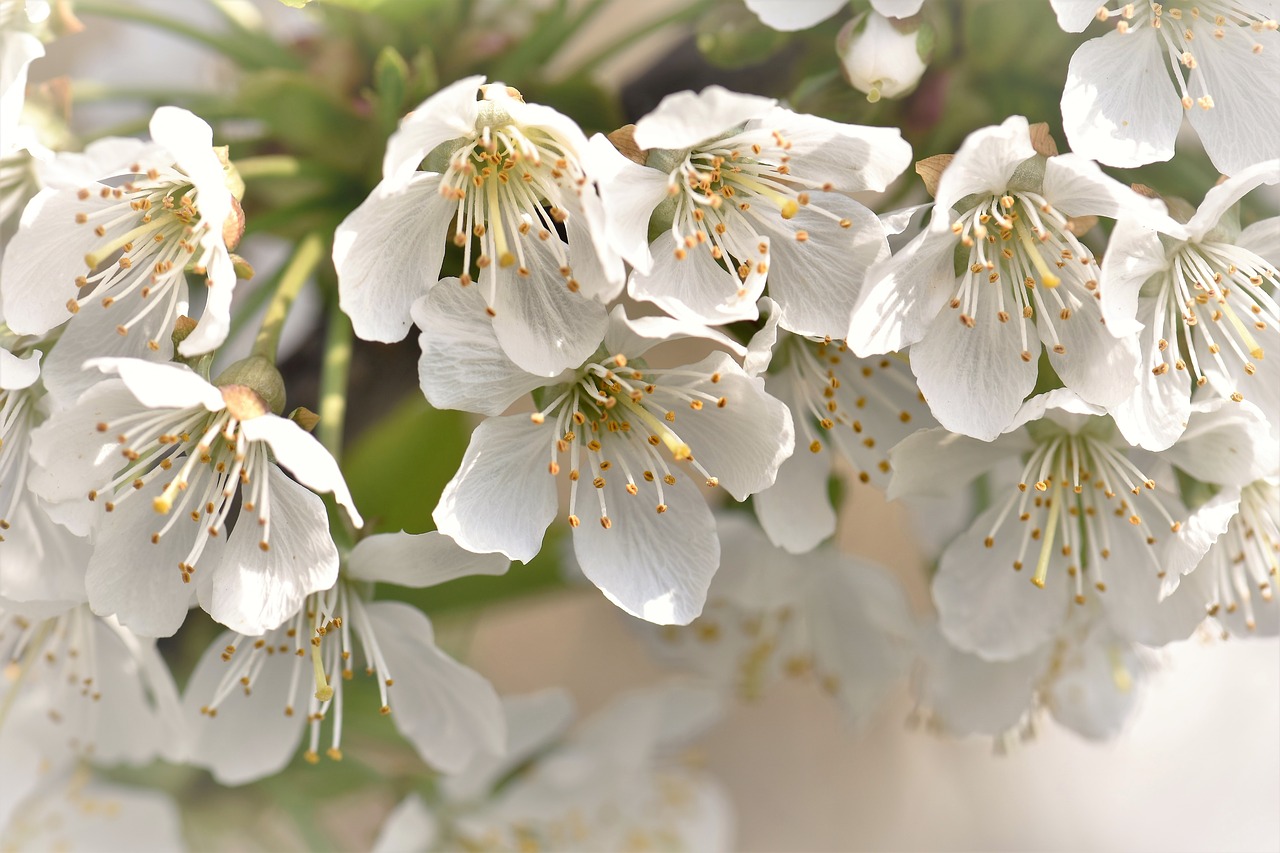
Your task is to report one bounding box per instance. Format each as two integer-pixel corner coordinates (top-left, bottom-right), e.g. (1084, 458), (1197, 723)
(213, 355), (287, 416)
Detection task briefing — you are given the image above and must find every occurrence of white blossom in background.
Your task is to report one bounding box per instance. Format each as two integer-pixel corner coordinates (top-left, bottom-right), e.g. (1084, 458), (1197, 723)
(743, 0), (925, 31)
(1054, 0), (1280, 175)
(0, 2), (47, 160)
(744, 300), (933, 552)
(891, 389), (1263, 662)
(27, 357), (361, 637)
(182, 531), (507, 785)
(850, 116), (1166, 440)
(0, 107), (242, 407)
(372, 684), (733, 852)
(836, 11), (930, 103)
(644, 514), (918, 725)
(0, 767), (185, 853)
(590, 85), (910, 337)
(334, 75), (620, 377)
(424, 293), (793, 625)
(1101, 159), (1280, 449)
(1200, 477), (1279, 635)
(911, 602), (1148, 744)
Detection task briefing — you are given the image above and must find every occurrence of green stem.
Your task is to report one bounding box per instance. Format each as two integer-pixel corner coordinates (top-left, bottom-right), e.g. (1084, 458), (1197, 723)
(233, 155), (308, 181)
(251, 232), (326, 363)
(566, 0), (710, 77)
(318, 308), (353, 459)
(74, 2), (299, 69)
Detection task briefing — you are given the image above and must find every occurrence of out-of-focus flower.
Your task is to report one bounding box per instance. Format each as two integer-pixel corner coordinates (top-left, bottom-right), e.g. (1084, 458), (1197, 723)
(850, 116), (1164, 440)
(590, 86), (909, 338)
(27, 357), (360, 637)
(644, 514), (918, 724)
(837, 11), (930, 103)
(745, 300), (933, 552)
(0, 108), (242, 406)
(1101, 160), (1280, 449)
(892, 389), (1257, 661)
(426, 299), (793, 625)
(373, 684), (734, 852)
(0, 766), (185, 852)
(1055, 0), (1280, 174)
(743, 0), (925, 31)
(181, 531), (508, 785)
(0, 4), (46, 154)
(335, 76), (619, 377)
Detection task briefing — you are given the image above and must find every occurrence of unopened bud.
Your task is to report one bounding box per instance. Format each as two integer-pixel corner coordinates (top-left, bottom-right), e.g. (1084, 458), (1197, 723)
(836, 12), (930, 103)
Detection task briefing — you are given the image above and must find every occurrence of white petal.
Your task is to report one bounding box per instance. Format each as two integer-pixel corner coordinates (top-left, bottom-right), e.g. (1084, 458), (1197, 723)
(933, 116), (1035, 217)
(0, 500), (91, 607)
(347, 530), (510, 587)
(181, 629), (309, 785)
(41, 283), (184, 410)
(334, 173), (452, 343)
(240, 413), (362, 526)
(88, 357), (224, 411)
(411, 279), (546, 416)
(933, 504), (1071, 661)
(1111, 298), (1193, 451)
(584, 133), (669, 274)
(383, 75), (483, 184)
(1185, 159), (1280, 241)
(370, 600), (506, 772)
(372, 795), (438, 853)
(914, 627), (1048, 736)
(627, 234), (763, 327)
(752, 437), (835, 554)
(847, 226), (956, 355)
(1165, 399), (1277, 487)
(661, 352), (794, 501)
(632, 86), (775, 150)
(1042, 153), (1174, 223)
(572, 471), (719, 625)
(601, 304), (745, 362)
(870, 0), (925, 18)
(1042, 288), (1140, 410)
(764, 109), (912, 193)
(1098, 217), (1174, 339)
(198, 465), (340, 636)
(433, 417), (559, 563)
(0, 187), (119, 335)
(1159, 487), (1243, 597)
(1099, 523), (1213, 645)
(1045, 624), (1142, 741)
(910, 296), (1038, 441)
(742, 297), (782, 377)
(887, 427), (1031, 500)
(1050, 0), (1105, 31)
(0, 347), (40, 390)
(488, 244), (610, 377)
(1186, 26), (1280, 176)
(85, 476), (198, 638)
(178, 244), (237, 357)
(0, 31), (42, 147)
(1061, 30), (1180, 168)
(742, 0), (846, 31)
(763, 195), (889, 339)
(5, 776), (185, 852)
(1239, 214), (1280, 267)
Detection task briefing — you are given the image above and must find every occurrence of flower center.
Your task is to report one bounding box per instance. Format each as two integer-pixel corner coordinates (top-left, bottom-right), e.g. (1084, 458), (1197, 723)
(529, 353), (727, 529)
(1146, 240), (1278, 402)
(70, 164), (215, 348)
(983, 425), (1181, 601)
(948, 192), (1098, 362)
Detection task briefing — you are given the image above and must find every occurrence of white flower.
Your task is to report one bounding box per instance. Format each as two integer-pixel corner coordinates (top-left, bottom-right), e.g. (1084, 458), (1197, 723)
(893, 390), (1242, 662)
(744, 301), (934, 552)
(181, 531), (508, 785)
(426, 298), (793, 625)
(1202, 477), (1279, 635)
(0, 107), (241, 406)
(837, 11), (929, 103)
(590, 86), (910, 338)
(849, 116), (1163, 440)
(27, 357), (361, 637)
(743, 0), (924, 30)
(1056, 1), (1280, 175)
(1101, 159), (1280, 449)
(0, 767), (185, 852)
(912, 602), (1147, 743)
(334, 76), (618, 377)
(0, 10), (45, 159)
(420, 684), (734, 853)
(645, 514), (918, 724)
(0, 602), (184, 773)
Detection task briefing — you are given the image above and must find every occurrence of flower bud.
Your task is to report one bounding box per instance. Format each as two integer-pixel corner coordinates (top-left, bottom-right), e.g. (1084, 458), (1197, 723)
(836, 12), (930, 103)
